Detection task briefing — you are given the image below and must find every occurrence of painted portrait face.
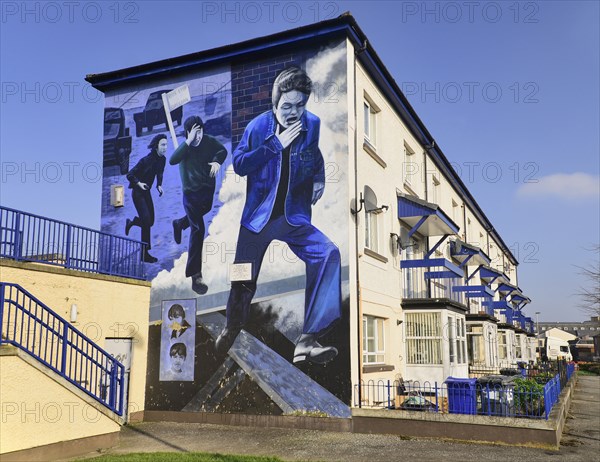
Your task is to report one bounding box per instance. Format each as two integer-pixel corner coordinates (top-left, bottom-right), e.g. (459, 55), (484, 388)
(170, 353), (185, 373)
(157, 138), (168, 156)
(273, 90), (308, 128)
(191, 127), (204, 147)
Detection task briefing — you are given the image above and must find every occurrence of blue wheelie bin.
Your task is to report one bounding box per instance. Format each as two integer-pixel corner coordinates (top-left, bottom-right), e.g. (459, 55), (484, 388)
(445, 377), (477, 415)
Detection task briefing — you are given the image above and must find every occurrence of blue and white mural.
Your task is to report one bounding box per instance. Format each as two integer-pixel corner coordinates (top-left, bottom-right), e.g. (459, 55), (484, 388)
(100, 39), (350, 417)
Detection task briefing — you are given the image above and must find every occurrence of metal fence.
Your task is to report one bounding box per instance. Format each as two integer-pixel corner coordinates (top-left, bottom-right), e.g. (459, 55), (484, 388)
(0, 205), (146, 280)
(403, 266), (466, 305)
(0, 283), (125, 416)
(354, 366), (576, 420)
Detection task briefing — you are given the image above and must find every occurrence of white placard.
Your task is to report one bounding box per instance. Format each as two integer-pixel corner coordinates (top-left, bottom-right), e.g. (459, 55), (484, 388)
(230, 263), (252, 282)
(166, 85), (191, 110)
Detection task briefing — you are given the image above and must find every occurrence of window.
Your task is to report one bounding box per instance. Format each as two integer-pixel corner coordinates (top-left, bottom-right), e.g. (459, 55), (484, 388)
(363, 315), (385, 364)
(498, 331), (508, 360)
(515, 336), (522, 358)
(364, 100), (378, 147)
(448, 317), (456, 363)
(364, 186), (380, 254)
(403, 142), (416, 186)
(430, 174), (440, 204)
(365, 210), (379, 252)
(406, 312), (442, 365)
(468, 325), (485, 365)
(451, 199), (459, 221)
(457, 317), (467, 364)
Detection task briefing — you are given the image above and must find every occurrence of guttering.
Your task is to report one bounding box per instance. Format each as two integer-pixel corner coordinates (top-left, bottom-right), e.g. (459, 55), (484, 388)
(86, 16), (351, 91)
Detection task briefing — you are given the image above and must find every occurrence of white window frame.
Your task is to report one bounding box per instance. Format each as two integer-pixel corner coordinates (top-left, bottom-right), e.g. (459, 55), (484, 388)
(403, 142), (416, 187)
(406, 312), (443, 365)
(363, 315), (385, 365)
(498, 331), (508, 360)
(458, 317), (467, 364)
(430, 174), (440, 205)
(364, 99), (378, 148)
(365, 209), (380, 253)
(449, 317), (456, 364)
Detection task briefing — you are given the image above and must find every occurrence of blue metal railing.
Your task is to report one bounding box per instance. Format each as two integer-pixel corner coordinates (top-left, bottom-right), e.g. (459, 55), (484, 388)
(0, 283), (125, 416)
(0, 205), (146, 280)
(354, 366), (576, 420)
(403, 266), (466, 305)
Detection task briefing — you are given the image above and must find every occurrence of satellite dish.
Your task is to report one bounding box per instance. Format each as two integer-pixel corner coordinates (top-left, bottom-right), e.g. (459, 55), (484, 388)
(398, 228), (412, 250)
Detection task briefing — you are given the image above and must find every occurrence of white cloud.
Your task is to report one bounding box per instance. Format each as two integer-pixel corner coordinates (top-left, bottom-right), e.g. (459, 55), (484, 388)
(517, 173), (600, 200)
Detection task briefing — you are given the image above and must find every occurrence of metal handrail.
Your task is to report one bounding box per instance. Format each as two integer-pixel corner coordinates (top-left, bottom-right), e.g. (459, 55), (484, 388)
(0, 205), (146, 280)
(0, 282), (125, 416)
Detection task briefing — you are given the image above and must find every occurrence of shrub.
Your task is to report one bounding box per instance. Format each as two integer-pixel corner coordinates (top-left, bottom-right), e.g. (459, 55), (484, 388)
(577, 362), (600, 375)
(513, 378), (545, 417)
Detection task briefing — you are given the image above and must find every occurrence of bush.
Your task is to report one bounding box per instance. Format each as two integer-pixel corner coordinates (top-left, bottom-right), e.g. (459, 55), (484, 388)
(513, 378), (545, 417)
(577, 362), (600, 375)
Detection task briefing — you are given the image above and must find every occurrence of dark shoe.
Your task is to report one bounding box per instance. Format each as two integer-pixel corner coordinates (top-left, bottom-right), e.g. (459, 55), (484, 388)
(173, 219), (183, 244)
(143, 252), (158, 263)
(215, 326), (242, 354)
(191, 275), (208, 295)
(125, 218), (133, 236)
(293, 334), (338, 365)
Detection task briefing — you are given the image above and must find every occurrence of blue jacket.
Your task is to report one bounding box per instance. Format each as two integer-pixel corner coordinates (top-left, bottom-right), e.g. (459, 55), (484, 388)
(233, 110), (325, 233)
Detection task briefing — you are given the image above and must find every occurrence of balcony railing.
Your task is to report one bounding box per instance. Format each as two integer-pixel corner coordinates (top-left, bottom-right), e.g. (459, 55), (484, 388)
(0, 205), (146, 280)
(403, 266), (466, 306)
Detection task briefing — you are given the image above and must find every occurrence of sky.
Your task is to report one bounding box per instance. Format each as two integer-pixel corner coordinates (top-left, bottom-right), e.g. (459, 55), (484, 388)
(1, 1), (599, 322)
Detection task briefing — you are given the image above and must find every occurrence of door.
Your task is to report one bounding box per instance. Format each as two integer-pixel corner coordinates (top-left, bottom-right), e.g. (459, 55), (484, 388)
(104, 337), (133, 422)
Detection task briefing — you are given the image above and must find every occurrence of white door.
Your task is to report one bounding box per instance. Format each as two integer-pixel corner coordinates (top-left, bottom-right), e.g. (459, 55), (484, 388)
(104, 338), (133, 422)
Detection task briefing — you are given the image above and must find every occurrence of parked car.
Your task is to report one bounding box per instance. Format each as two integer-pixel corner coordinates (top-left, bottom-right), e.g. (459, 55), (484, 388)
(133, 90), (183, 137)
(103, 107), (132, 175)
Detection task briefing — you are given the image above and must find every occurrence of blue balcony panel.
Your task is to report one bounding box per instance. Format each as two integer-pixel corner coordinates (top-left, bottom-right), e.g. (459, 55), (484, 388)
(397, 193), (459, 237)
(450, 239), (491, 267)
(401, 257), (464, 278)
(479, 266), (509, 285)
(453, 284), (495, 298)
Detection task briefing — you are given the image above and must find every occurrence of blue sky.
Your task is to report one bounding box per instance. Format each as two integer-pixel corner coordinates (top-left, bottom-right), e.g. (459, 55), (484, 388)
(1, 1), (598, 322)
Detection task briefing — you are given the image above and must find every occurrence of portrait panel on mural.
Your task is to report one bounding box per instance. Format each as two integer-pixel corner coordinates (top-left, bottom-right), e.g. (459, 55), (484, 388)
(160, 299), (196, 382)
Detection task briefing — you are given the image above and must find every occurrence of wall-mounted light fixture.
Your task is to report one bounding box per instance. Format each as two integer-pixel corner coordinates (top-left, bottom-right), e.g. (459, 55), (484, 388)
(110, 184), (125, 207)
(70, 304), (78, 323)
(397, 319), (403, 326)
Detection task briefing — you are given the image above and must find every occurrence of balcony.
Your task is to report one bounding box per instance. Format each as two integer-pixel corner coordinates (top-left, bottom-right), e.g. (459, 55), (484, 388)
(0, 205), (146, 280)
(402, 258), (466, 306)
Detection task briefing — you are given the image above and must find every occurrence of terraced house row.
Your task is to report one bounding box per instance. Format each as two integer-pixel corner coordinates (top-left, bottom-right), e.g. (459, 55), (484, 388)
(1, 13), (537, 459)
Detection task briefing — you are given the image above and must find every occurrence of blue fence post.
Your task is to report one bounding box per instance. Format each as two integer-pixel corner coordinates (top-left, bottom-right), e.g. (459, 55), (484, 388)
(65, 225), (72, 269)
(60, 322), (68, 374)
(108, 361), (117, 410)
(107, 235), (114, 275)
(387, 380), (391, 408)
(118, 366), (125, 416)
(0, 284), (5, 344)
(435, 382), (439, 412)
(13, 213), (22, 260)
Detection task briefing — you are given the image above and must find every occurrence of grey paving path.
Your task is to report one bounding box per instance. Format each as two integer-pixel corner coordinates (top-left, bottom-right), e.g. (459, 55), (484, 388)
(74, 375), (600, 462)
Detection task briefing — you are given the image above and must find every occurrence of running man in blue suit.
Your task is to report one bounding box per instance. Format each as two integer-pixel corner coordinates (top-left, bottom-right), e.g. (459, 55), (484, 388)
(216, 67), (341, 365)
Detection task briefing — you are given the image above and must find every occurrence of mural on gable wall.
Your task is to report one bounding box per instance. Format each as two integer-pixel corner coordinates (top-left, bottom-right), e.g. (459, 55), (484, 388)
(100, 39), (350, 417)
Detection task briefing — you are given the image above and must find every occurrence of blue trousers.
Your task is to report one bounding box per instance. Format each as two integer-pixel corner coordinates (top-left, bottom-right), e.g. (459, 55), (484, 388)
(225, 216), (341, 335)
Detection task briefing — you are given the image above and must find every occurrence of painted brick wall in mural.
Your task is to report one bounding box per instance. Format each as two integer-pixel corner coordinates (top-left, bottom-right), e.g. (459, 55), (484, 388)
(100, 39), (350, 417)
